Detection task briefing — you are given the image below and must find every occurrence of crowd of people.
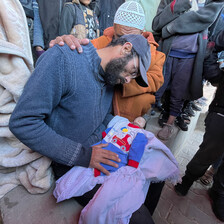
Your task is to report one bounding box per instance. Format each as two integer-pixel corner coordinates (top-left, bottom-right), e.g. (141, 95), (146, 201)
(2, 0), (224, 223)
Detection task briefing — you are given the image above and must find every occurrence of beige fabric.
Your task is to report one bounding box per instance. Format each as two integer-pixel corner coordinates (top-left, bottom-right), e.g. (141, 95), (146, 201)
(71, 24), (87, 39)
(0, 0), (53, 199)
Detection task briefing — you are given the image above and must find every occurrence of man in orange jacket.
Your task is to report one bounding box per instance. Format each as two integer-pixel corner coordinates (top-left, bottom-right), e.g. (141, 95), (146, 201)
(50, 1), (165, 127)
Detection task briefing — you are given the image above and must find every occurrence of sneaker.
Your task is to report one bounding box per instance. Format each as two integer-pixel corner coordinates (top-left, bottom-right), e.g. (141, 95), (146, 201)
(158, 111), (169, 127)
(175, 115), (188, 131)
(157, 123), (174, 140)
(191, 101), (202, 111)
(174, 175), (194, 196)
(208, 189), (224, 221)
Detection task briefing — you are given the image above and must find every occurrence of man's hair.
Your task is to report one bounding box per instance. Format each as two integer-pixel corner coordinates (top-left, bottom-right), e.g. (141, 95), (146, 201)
(107, 38), (137, 56)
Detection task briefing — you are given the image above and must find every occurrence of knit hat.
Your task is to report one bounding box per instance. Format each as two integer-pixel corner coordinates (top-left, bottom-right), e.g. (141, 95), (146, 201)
(114, 1), (146, 31)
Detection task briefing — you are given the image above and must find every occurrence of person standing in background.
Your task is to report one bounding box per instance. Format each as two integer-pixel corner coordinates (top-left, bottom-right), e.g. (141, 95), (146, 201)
(59, 0), (100, 40)
(19, 0), (45, 63)
(152, 0), (224, 140)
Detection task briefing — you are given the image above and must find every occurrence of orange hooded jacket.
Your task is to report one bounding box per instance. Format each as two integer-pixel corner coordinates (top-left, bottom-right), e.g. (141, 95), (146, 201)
(91, 27), (165, 121)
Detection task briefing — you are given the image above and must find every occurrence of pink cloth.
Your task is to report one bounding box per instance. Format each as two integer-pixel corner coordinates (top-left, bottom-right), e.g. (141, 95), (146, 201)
(53, 130), (180, 224)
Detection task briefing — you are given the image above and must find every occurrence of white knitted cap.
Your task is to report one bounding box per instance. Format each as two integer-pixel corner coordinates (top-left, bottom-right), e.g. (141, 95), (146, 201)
(114, 1), (146, 31)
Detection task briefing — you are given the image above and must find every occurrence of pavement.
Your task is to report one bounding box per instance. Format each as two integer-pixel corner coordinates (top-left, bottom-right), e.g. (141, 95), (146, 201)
(1, 84), (222, 224)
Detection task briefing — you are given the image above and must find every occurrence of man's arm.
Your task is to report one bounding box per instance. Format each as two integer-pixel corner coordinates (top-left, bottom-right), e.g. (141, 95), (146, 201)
(9, 46), (88, 167)
(9, 46), (120, 173)
(162, 2), (224, 39)
(152, 0), (192, 33)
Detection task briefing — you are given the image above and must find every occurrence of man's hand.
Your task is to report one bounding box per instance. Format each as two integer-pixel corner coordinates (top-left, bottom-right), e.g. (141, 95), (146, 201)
(89, 143), (121, 176)
(49, 35), (89, 53)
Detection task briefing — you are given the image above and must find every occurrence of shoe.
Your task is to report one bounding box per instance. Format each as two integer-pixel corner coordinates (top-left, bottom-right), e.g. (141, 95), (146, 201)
(158, 111), (169, 127)
(208, 189), (224, 221)
(200, 96), (208, 101)
(195, 99), (207, 107)
(174, 175), (194, 196)
(183, 103), (195, 117)
(181, 113), (191, 124)
(155, 99), (163, 111)
(150, 109), (156, 116)
(200, 167), (215, 186)
(191, 101), (202, 111)
(157, 123), (174, 140)
(175, 115), (188, 131)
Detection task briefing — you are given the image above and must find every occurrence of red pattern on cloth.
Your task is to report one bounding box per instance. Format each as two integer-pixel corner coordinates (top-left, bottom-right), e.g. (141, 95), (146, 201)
(170, 0), (176, 13)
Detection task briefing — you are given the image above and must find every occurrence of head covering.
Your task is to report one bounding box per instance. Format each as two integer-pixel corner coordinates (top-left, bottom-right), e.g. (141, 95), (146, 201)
(121, 34), (151, 87)
(114, 1), (146, 31)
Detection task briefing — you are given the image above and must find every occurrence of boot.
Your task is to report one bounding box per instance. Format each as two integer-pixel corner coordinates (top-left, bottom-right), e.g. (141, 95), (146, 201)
(174, 175), (194, 196)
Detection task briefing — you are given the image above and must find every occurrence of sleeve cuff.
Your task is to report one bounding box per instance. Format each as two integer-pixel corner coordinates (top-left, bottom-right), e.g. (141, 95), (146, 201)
(128, 160), (139, 168)
(94, 168), (101, 177)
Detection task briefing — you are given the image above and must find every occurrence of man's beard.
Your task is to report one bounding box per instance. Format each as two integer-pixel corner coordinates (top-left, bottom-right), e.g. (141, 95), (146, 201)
(103, 55), (132, 86)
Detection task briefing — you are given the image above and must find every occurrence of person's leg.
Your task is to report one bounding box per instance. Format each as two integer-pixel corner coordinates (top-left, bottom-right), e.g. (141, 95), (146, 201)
(129, 204), (155, 224)
(168, 57), (195, 123)
(200, 155), (224, 186)
(144, 182), (165, 215)
(212, 158), (224, 196)
(209, 158), (224, 221)
(158, 57), (194, 140)
(213, 154), (224, 170)
(75, 184), (101, 207)
(155, 57), (172, 103)
(75, 184), (155, 223)
(175, 112), (224, 195)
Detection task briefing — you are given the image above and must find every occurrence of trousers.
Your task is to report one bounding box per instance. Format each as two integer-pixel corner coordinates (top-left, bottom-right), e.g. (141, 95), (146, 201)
(186, 112), (224, 195)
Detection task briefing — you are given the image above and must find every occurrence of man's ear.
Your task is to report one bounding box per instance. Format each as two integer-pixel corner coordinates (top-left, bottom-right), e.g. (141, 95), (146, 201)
(120, 42), (133, 55)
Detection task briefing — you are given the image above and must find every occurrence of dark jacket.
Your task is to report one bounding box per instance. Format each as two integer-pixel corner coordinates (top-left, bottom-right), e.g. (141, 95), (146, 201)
(209, 30), (224, 114)
(19, 0), (34, 18)
(98, 0), (124, 35)
(152, 0), (224, 100)
(38, 0), (71, 48)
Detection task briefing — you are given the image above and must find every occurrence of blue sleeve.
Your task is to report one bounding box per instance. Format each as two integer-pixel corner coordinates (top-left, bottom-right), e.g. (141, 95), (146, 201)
(128, 133), (148, 168)
(32, 0), (44, 49)
(9, 46), (89, 167)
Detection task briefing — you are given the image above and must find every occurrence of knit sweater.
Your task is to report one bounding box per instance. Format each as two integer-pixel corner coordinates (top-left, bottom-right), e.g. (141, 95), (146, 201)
(209, 30), (224, 114)
(9, 43), (114, 172)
